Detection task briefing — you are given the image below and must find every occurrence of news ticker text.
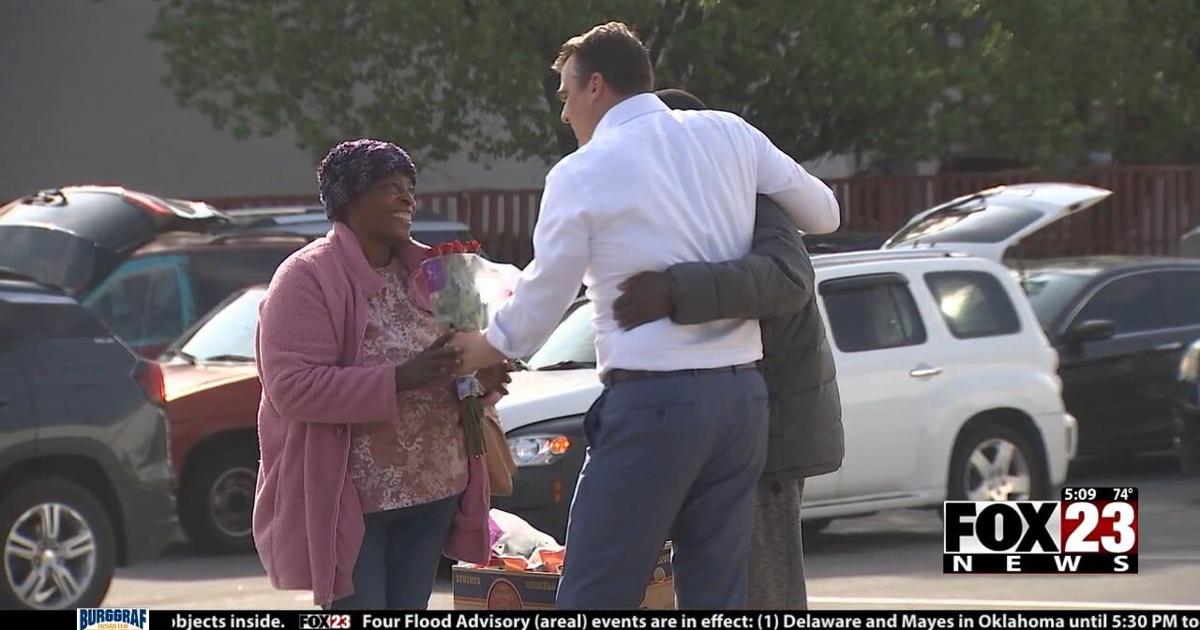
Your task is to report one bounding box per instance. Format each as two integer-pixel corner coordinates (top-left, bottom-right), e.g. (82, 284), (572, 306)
(52, 609), (1200, 630)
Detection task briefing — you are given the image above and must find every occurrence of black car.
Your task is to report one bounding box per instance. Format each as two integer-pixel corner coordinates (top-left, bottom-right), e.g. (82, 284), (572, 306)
(1016, 256), (1200, 458)
(0, 277), (177, 609)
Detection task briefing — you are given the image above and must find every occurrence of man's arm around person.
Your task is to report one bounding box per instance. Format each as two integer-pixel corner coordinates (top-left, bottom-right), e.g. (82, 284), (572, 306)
(615, 196), (844, 609)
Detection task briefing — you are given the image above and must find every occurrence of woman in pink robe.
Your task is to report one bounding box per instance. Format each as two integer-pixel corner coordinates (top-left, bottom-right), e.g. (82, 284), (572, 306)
(252, 139), (506, 609)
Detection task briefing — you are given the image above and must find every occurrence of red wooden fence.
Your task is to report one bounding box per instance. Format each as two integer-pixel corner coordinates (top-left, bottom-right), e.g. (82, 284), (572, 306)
(205, 165), (1200, 267)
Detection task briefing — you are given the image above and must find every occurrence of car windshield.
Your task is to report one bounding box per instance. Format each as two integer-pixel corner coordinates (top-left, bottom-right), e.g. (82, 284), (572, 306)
(175, 288), (265, 362)
(526, 301), (597, 370)
(888, 202), (1044, 247)
(1015, 270), (1094, 328)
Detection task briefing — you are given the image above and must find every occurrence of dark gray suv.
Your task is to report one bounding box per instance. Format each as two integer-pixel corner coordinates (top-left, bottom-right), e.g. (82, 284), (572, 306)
(0, 277), (177, 609)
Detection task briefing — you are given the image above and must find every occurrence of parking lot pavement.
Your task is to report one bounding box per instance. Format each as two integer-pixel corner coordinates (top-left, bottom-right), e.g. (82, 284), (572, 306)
(804, 456), (1200, 610)
(104, 455), (1199, 610)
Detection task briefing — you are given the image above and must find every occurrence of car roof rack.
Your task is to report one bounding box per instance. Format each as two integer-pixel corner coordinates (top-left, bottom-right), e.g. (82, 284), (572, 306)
(205, 230), (312, 245)
(812, 248), (964, 269)
(223, 205), (322, 217)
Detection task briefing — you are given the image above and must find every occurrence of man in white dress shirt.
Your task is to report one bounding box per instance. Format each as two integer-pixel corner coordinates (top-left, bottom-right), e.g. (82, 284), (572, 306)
(453, 22), (840, 609)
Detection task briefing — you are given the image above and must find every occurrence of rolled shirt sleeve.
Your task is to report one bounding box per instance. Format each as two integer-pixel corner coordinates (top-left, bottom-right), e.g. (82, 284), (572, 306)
(748, 122), (841, 235)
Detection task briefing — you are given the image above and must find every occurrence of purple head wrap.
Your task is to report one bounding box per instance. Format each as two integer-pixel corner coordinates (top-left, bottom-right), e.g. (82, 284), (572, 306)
(316, 139), (418, 221)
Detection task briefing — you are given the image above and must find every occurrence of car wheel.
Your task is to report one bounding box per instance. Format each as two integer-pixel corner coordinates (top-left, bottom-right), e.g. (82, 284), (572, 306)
(948, 422), (1047, 502)
(0, 478), (116, 610)
(180, 442), (258, 554)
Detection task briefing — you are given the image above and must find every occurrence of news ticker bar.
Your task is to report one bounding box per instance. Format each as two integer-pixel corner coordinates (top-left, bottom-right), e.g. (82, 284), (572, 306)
(35, 609), (1200, 630)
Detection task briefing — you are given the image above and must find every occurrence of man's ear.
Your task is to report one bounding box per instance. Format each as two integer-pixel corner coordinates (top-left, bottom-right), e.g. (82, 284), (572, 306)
(587, 72), (604, 99)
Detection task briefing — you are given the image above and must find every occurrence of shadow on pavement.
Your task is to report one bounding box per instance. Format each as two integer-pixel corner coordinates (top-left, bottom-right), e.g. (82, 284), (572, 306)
(115, 543), (266, 582)
(1068, 451), (1183, 479)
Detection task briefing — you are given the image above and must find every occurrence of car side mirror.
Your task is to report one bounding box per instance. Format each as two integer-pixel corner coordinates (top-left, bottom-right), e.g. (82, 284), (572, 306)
(1062, 319), (1115, 345)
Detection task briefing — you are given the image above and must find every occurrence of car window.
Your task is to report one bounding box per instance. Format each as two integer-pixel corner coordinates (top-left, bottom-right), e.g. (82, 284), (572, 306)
(144, 269), (184, 342)
(177, 288), (266, 361)
(189, 248), (294, 316)
(925, 271), (1021, 339)
(1073, 273), (1167, 334)
(82, 260), (186, 345)
(84, 273), (150, 342)
(820, 277), (927, 353)
(887, 203), (1043, 246)
(526, 300), (597, 369)
(1161, 270), (1200, 328)
(1017, 270), (1094, 329)
(0, 295), (107, 350)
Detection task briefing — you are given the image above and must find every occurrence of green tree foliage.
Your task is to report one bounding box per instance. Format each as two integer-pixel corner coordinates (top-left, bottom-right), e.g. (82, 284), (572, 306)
(940, 0), (1200, 167)
(151, 0), (1200, 170)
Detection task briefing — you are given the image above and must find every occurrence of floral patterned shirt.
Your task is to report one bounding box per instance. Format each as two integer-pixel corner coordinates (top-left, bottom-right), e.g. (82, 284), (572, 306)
(348, 258), (468, 513)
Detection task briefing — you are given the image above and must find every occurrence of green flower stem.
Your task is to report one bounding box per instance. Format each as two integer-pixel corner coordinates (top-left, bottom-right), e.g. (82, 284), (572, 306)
(463, 395), (485, 456)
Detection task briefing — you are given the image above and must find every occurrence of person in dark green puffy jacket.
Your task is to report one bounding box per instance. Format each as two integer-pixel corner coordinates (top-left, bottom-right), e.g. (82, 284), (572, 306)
(612, 89), (844, 609)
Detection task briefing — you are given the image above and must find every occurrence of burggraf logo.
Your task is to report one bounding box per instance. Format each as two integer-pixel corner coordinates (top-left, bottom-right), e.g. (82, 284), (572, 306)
(77, 608), (150, 630)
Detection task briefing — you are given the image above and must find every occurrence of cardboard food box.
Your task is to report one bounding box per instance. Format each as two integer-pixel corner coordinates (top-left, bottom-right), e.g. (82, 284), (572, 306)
(452, 544), (674, 610)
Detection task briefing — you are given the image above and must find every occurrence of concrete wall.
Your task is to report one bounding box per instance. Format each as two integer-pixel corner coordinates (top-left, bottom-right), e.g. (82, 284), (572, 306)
(0, 0), (552, 201)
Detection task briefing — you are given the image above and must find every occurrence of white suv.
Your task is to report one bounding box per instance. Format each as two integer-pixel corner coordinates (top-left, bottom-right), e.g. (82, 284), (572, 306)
(495, 183), (1097, 540)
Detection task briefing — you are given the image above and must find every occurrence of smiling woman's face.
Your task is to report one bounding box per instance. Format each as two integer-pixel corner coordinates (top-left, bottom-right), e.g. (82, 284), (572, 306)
(346, 172), (417, 244)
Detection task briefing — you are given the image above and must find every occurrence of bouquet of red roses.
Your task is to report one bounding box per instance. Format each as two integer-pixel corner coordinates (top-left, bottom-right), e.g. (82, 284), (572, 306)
(410, 240), (519, 455)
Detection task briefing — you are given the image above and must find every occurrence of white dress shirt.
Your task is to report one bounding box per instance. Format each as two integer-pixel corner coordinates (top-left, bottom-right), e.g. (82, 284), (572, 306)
(486, 93), (840, 375)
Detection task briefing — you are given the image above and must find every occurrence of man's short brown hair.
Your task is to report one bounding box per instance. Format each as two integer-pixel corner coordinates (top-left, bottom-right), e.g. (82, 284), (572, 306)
(553, 22), (654, 96)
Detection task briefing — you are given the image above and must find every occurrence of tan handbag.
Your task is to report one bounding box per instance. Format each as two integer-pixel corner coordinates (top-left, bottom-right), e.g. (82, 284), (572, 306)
(482, 407), (516, 496)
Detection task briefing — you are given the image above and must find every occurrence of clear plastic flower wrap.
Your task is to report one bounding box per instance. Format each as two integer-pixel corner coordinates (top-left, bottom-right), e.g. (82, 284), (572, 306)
(410, 240), (520, 455)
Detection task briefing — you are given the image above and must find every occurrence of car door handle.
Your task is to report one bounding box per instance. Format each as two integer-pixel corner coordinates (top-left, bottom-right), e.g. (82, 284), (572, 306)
(1155, 342), (1184, 352)
(909, 365), (943, 378)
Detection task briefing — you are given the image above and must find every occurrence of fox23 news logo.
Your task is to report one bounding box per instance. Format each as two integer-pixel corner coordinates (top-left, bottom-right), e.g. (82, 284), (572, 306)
(299, 614), (352, 630)
(943, 486), (1138, 574)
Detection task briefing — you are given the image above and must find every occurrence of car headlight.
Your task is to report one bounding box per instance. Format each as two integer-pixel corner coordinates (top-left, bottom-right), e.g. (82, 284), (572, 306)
(1180, 342), (1200, 382)
(507, 434), (572, 467)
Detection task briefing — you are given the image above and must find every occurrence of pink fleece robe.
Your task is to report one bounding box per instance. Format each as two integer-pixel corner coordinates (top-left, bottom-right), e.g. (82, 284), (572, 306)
(252, 222), (488, 606)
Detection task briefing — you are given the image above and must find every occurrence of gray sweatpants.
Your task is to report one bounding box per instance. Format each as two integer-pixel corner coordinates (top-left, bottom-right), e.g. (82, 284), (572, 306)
(556, 369), (769, 610)
(749, 478), (807, 609)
